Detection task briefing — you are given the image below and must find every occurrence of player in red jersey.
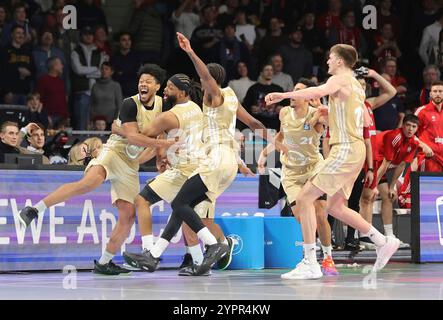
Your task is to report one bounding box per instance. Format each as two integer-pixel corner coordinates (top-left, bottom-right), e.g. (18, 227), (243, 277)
(359, 114), (433, 248)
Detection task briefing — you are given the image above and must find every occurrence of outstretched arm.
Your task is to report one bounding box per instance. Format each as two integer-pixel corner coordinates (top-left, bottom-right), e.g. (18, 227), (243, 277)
(265, 76), (342, 105)
(176, 32), (221, 101)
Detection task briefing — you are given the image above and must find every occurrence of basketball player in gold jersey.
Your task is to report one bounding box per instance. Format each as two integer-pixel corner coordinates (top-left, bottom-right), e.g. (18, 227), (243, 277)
(124, 32), (282, 276)
(258, 78), (338, 276)
(18, 64), (174, 275)
(265, 44), (400, 280)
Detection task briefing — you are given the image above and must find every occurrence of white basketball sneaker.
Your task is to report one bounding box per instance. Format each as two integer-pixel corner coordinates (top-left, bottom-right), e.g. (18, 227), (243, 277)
(281, 259), (323, 280)
(373, 236), (400, 272)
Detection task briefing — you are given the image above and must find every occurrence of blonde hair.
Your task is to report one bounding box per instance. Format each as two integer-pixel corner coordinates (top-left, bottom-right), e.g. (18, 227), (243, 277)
(68, 143), (87, 165)
(330, 44), (358, 68)
(84, 137), (103, 158)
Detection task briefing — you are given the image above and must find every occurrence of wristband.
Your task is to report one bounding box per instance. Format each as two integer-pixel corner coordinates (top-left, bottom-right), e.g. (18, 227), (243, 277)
(20, 127), (28, 136)
(367, 168), (374, 172)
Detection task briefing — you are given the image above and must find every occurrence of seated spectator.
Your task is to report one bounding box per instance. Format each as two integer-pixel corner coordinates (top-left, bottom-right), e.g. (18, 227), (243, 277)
(0, 121), (20, 163)
(43, 0), (67, 31)
(278, 26), (313, 83)
(373, 73), (406, 131)
(36, 56), (68, 128)
(316, 0), (343, 39)
(92, 115), (108, 131)
(110, 32), (142, 98)
(19, 124), (50, 164)
(191, 5), (223, 63)
(242, 64), (285, 131)
(419, 65), (441, 106)
(0, 5), (7, 41)
(329, 9), (367, 57)
(228, 61), (255, 103)
(77, 0), (107, 30)
(21, 93), (49, 129)
(0, 25), (34, 106)
(172, 0), (200, 40)
(32, 30), (67, 83)
(1, 3), (37, 47)
(216, 23), (250, 84)
(300, 11), (326, 68)
(377, 0), (401, 38)
(372, 23), (402, 66)
(380, 57), (408, 98)
(234, 9), (256, 51)
(270, 53), (293, 92)
(90, 62), (122, 127)
(257, 16), (286, 68)
(71, 26), (105, 130)
(94, 25), (112, 58)
(419, 7), (443, 66)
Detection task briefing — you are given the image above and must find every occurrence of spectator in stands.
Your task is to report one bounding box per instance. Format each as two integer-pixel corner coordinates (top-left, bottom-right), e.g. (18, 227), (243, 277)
(43, 0), (66, 31)
(228, 61), (255, 103)
(0, 121), (20, 163)
(90, 62), (122, 127)
(94, 24), (112, 58)
(172, 0), (200, 40)
(234, 8), (256, 51)
(242, 64), (284, 131)
(316, 0), (343, 39)
(92, 115), (107, 131)
(191, 5), (223, 63)
(270, 53), (293, 92)
(0, 25), (34, 106)
(67, 142), (88, 165)
(0, 5), (7, 41)
(257, 16), (286, 68)
(373, 73), (406, 131)
(128, 0), (165, 64)
(419, 7), (443, 66)
(32, 30), (67, 83)
(216, 23), (250, 84)
(36, 57), (68, 128)
(419, 65), (441, 106)
(279, 26), (313, 83)
(300, 11), (326, 68)
(218, 0), (239, 28)
(19, 124), (50, 164)
(71, 26), (105, 130)
(1, 3), (37, 47)
(21, 93), (49, 129)
(77, 0), (107, 30)
(373, 23), (402, 66)
(381, 56), (408, 98)
(377, 0), (401, 38)
(329, 9), (367, 57)
(84, 137), (103, 159)
(110, 32), (142, 98)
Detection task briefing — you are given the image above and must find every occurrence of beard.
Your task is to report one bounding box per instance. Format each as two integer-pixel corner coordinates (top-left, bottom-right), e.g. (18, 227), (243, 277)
(163, 95), (178, 110)
(432, 97), (442, 104)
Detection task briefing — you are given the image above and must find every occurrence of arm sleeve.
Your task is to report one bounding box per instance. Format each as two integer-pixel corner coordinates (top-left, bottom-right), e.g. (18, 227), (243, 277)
(119, 98), (138, 124)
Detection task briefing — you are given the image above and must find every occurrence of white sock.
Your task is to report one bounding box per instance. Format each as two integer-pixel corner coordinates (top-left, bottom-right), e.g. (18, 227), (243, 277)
(384, 224), (394, 237)
(322, 245), (332, 258)
(98, 250), (114, 265)
(188, 244), (204, 265)
(197, 227), (217, 246)
(150, 238), (169, 258)
(141, 235), (154, 251)
(35, 201), (47, 214)
(303, 243), (317, 264)
(222, 237), (228, 245)
(185, 246), (191, 254)
(359, 230), (369, 238)
(367, 226), (387, 247)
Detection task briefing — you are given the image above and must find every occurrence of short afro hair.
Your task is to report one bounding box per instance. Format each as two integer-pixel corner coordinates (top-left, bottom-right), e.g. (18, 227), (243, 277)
(138, 64), (167, 85)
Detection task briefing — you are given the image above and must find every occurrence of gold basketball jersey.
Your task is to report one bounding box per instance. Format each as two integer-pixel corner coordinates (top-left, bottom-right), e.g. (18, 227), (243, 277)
(168, 100), (204, 175)
(328, 74), (365, 145)
(106, 94), (163, 167)
(202, 87), (239, 149)
(280, 106), (323, 168)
